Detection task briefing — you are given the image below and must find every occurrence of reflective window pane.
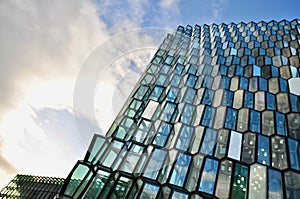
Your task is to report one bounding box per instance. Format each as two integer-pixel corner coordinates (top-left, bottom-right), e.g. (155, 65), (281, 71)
(199, 158), (219, 194)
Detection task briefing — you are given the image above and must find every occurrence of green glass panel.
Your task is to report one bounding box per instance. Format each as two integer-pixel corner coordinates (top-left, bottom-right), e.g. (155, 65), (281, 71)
(232, 163), (248, 199)
(64, 164), (90, 196)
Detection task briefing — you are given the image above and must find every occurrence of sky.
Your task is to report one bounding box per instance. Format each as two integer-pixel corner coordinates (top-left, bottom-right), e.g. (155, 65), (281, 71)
(0, 0), (299, 188)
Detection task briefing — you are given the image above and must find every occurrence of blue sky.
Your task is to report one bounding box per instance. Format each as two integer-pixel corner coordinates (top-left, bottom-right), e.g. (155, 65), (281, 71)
(0, 0), (299, 188)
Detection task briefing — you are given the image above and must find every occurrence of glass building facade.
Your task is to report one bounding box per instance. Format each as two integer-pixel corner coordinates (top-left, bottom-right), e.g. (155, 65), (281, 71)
(0, 174), (65, 198)
(58, 19), (300, 198)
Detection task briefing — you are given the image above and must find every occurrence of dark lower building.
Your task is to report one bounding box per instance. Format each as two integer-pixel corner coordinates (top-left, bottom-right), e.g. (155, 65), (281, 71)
(58, 19), (300, 199)
(0, 174), (65, 199)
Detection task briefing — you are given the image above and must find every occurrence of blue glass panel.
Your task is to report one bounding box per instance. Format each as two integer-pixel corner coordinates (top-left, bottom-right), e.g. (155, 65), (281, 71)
(222, 90), (233, 107)
(225, 108), (237, 130)
(253, 65), (261, 76)
(180, 104), (195, 124)
(219, 64), (228, 75)
(156, 74), (167, 86)
(288, 138), (300, 171)
(172, 191), (189, 199)
(166, 87), (180, 103)
(289, 94), (300, 112)
(249, 56), (255, 65)
(274, 47), (280, 56)
(222, 41), (228, 49)
(176, 125), (194, 150)
(276, 112), (287, 136)
(200, 128), (217, 155)
(160, 102), (177, 122)
(143, 149), (167, 179)
(170, 74), (181, 87)
(161, 64), (171, 74)
(282, 56), (288, 65)
(174, 64), (184, 74)
(268, 168), (283, 199)
(265, 56), (271, 65)
(203, 64), (212, 75)
(202, 89), (214, 105)
(250, 110), (260, 133)
(217, 56), (226, 65)
(183, 87), (196, 104)
(186, 74), (197, 87)
(271, 66), (279, 76)
(203, 76), (213, 88)
(150, 86), (164, 101)
(266, 93), (276, 110)
(239, 77), (248, 90)
(140, 183), (159, 199)
(164, 55), (174, 65)
(188, 64), (197, 75)
(232, 56), (240, 65)
(279, 78), (287, 92)
(201, 106), (216, 128)
(153, 122), (172, 147)
(230, 48), (237, 55)
(220, 76), (230, 89)
(169, 153), (191, 187)
(199, 158), (219, 194)
(257, 135), (270, 165)
(236, 65), (244, 76)
(244, 91), (254, 109)
(259, 77), (267, 91)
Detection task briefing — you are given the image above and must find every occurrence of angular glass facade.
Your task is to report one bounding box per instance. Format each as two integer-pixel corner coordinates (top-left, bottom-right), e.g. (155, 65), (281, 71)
(0, 174), (65, 199)
(58, 19), (300, 198)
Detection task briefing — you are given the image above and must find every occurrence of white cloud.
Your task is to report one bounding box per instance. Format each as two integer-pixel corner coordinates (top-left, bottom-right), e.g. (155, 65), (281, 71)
(0, 0), (180, 189)
(211, 0), (227, 21)
(160, 0), (179, 8)
(0, 0), (108, 188)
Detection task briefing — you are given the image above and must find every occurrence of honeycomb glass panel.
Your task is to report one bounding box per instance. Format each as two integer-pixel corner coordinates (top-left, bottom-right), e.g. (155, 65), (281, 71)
(143, 148), (167, 180)
(231, 163), (248, 199)
(176, 125), (194, 151)
(228, 131), (242, 160)
(255, 91), (265, 111)
(276, 93), (290, 113)
(233, 90), (244, 109)
(288, 138), (300, 171)
(199, 158), (219, 194)
(244, 91), (254, 109)
(271, 136), (288, 170)
(153, 122), (172, 147)
(185, 154), (203, 192)
(214, 129), (229, 159)
(249, 164), (267, 198)
(268, 78), (280, 94)
(266, 92), (276, 110)
(257, 135), (270, 166)
(169, 153), (191, 187)
(268, 168), (284, 199)
(284, 171), (300, 198)
(287, 113), (300, 140)
(140, 183), (159, 199)
(201, 106), (216, 127)
(119, 144), (144, 173)
(250, 110), (260, 133)
(275, 112), (287, 136)
(215, 160), (233, 199)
